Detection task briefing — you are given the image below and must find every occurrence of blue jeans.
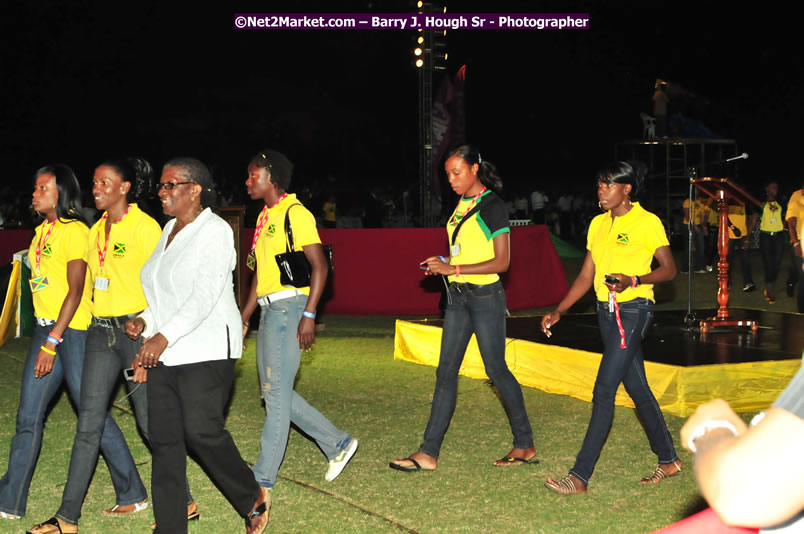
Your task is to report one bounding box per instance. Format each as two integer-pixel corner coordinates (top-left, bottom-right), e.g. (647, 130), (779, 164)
(570, 299), (678, 484)
(420, 281), (534, 459)
(57, 319), (152, 523)
(252, 295), (352, 489)
(0, 325), (143, 517)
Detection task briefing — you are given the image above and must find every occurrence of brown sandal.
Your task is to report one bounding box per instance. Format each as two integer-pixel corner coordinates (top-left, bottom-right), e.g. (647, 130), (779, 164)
(640, 460), (682, 484)
(544, 475), (587, 495)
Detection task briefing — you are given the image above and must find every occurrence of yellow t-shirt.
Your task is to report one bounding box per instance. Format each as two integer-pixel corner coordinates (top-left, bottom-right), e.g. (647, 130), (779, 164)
(587, 202), (669, 303)
(28, 218), (93, 330)
(446, 191), (509, 285)
(706, 199), (719, 226)
(322, 201), (336, 223)
(727, 204), (748, 239)
(255, 194), (320, 296)
(759, 201), (784, 233)
(87, 204), (161, 317)
(682, 198), (706, 225)
(786, 189), (804, 240)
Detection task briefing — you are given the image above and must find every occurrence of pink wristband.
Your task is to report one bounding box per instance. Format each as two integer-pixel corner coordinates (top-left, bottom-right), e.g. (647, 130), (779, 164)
(455, 265), (461, 277)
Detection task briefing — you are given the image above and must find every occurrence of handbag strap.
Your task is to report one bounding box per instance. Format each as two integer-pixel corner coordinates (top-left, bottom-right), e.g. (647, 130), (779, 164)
(284, 203), (303, 253)
(451, 202), (485, 246)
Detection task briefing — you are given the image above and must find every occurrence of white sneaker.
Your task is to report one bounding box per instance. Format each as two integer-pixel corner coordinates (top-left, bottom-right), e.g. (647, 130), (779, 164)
(0, 511), (21, 519)
(325, 438), (358, 481)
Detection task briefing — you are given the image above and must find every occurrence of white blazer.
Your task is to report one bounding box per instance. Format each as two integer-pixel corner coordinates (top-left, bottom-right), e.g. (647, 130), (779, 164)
(139, 208), (243, 366)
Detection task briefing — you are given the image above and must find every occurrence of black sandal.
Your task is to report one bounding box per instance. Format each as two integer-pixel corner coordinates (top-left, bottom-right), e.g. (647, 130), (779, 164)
(245, 489), (270, 534)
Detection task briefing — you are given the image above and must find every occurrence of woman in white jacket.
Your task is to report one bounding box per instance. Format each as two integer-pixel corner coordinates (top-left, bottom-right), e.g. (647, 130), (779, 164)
(125, 158), (268, 534)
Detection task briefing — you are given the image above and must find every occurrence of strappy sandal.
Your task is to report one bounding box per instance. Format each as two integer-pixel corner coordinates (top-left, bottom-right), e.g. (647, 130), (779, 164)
(544, 475), (587, 495)
(26, 517), (78, 534)
(245, 488), (271, 534)
(640, 460), (682, 484)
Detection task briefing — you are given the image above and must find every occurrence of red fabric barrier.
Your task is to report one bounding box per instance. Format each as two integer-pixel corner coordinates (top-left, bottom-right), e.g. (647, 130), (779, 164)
(0, 229), (33, 264)
(653, 508), (759, 533)
(243, 225), (568, 315)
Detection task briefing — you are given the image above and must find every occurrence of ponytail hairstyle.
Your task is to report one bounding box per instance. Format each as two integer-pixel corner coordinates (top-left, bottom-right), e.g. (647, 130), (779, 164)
(163, 157), (218, 209)
(34, 164), (88, 224)
(99, 157), (154, 203)
(596, 160), (647, 200)
(446, 145), (503, 194)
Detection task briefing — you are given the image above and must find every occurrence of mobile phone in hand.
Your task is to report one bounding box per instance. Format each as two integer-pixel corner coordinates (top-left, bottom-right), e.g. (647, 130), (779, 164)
(123, 368), (135, 381)
(604, 274), (619, 285)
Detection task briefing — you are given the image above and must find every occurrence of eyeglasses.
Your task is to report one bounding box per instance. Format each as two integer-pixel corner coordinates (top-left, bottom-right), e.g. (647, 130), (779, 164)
(156, 182), (195, 191)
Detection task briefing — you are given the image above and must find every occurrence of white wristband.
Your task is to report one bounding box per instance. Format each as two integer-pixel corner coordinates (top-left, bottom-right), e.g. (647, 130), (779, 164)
(687, 419), (739, 453)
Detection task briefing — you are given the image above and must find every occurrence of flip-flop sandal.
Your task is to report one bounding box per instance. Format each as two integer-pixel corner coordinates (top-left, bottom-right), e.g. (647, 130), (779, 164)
(26, 517), (78, 534)
(389, 457), (433, 472)
(493, 456), (540, 466)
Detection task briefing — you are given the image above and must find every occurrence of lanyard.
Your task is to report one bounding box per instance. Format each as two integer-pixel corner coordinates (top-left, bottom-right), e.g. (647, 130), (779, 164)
(97, 205), (132, 270)
(35, 220), (57, 274)
(450, 187), (486, 227)
(250, 193), (288, 252)
(608, 290), (628, 349)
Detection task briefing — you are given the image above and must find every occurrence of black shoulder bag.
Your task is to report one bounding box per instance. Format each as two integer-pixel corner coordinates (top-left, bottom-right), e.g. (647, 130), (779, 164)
(274, 204), (334, 288)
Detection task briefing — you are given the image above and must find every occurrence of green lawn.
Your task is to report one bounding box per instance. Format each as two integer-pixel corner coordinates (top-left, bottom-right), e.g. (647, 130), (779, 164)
(0, 250), (795, 533)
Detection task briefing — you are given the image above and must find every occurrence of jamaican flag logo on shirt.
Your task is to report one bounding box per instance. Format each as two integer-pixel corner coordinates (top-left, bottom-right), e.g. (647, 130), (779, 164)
(42, 243), (53, 256)
(616, 233), (629, 245)
(266, 223), (276, 236)
(113, 242), (126, 256)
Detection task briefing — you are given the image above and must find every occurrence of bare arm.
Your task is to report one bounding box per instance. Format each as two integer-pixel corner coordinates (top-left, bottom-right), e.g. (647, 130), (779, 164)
(682, 402), (804, 527)
(240, 271), (259, 338)
(421, 233), (510, 275)
(298, 243), (328, 351)
(541, 250), (595, 332)
(789, 216), (801, 258)
(35, 258), (86, 378)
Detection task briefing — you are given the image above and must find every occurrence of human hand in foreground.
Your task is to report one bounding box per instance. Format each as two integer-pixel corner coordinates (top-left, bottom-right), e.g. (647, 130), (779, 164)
(125, 317), (146, 340)
(419, 256), (452, 276)
(298, 316), (315, 352)
(541, 311), (561, 337)
(137, 333), (168, 368)
(605, 273), (631, 293)
(130, 356), (148, 383)
(680, 398), (748, 452)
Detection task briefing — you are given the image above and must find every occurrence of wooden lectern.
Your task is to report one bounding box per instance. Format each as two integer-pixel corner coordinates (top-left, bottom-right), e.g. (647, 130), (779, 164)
(693, 178), (762, 332)
(215, 206), (245, 308)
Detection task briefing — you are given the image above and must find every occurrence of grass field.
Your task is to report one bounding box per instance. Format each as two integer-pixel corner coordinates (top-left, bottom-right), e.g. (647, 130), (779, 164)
(0, 251), (797, 533)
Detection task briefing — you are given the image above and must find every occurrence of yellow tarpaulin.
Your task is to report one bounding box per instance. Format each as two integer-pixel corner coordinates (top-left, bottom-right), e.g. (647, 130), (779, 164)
(0, 260), (21, 348)
(393, 319), (799, 417)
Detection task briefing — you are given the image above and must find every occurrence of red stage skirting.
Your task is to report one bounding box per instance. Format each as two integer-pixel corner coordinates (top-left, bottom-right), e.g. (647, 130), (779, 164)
(0, 230), (33, 264)
(4, 226), (567, 316)
(244, 225), (568, 315)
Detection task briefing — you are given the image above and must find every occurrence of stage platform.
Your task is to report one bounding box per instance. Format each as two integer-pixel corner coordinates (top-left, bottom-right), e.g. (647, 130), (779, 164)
(393, 309), (802, 417)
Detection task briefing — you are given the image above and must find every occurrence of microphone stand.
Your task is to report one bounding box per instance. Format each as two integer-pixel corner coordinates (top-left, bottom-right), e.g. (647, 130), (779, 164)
(684, 167), (698, 328)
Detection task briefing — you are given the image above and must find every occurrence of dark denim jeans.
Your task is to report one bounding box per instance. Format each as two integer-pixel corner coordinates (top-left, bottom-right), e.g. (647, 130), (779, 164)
(57, 319), (151, 523)
(420, 280), (534, 459)
(570, 299), (678, 484)
(0, 326), (142, 517)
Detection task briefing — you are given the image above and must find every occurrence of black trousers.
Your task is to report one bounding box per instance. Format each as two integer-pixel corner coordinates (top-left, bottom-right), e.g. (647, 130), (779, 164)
(148, 359), (259, 534)
(759, 232), (785, 285)
(727, 238), (754, 286)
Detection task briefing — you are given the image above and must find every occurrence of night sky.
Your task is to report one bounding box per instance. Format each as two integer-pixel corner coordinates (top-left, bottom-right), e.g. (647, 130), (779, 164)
(2, 1), (802, 217)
